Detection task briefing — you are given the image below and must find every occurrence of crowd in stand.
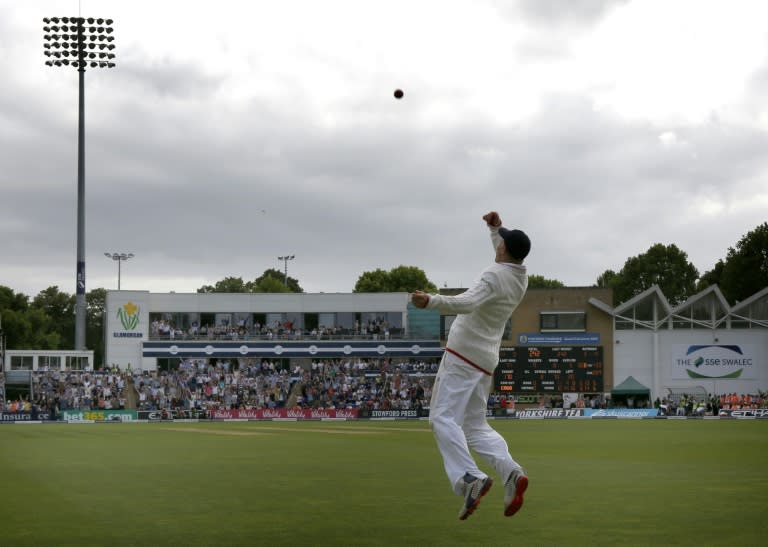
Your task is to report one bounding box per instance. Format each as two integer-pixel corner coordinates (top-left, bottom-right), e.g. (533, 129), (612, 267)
(19, 369), (128, 415)
(133, 357), (436, 414)
(652, 392), (767, 416)
(1, 360), (766, 418)
(294, 359), (433, 411)
(149, 317), (399, 341)
(718, 392), (766, 410)
(134, 358), (293, 413)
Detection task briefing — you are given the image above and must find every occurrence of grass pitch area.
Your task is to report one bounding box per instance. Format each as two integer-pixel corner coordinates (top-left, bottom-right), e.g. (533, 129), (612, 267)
(1, 419), (765, 546)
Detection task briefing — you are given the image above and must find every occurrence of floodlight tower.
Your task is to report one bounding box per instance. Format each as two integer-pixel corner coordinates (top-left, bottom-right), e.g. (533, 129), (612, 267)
(43, 16), (116, 350)
(278, 255), (295, 286)
(104, 252), (134, 290)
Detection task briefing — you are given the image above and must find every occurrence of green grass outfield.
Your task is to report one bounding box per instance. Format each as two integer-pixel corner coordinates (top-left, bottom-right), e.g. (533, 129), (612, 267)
(1, 419), (766, 547)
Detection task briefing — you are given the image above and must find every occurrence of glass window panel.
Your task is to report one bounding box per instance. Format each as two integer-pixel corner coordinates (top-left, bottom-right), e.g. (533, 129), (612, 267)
(558, 313), (585, 330)
(319, 313), (335, 329)
(540, 312), (585, 331)
(385, 312), (403, 328)
(749, 298), (768, 320)
(634, 298), (655, 322)
(215, 313), (232, 328)
(265, 313), (283, 329)
(540, 314), (558, 330)
(615, 318), (633, 330)
(38, 355), (61, 370)
(336, 312), (356, 329)
(672, 317), (691, 329)
(66, 356), (87, 370)
(11, 356), (33, 370)
(233, 313), (252, 330)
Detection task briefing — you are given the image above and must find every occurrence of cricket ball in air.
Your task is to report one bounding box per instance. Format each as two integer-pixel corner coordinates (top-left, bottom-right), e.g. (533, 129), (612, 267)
(394, 89), (404, 99)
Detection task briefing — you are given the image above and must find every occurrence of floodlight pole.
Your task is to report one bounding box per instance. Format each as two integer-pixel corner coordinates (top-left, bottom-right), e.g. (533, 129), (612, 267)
(104, 252), (134, 290)
(75, 57), (86, 349)
(43, 16), (116, 350)
(278, 255), (295, 286)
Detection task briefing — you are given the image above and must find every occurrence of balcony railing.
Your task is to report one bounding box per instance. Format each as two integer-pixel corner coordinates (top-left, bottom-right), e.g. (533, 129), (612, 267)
(147, 328), (415, 342)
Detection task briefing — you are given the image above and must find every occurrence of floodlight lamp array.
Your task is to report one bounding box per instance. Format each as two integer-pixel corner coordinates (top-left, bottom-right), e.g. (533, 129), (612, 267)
(43, 17), (116, 69)
(104, 252), (135, 261)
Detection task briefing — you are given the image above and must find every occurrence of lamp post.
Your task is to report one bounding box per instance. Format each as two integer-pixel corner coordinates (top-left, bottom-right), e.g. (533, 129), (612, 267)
(43, 16), (116, 350)
(104, 252), (134, 290)
(278, 255), (295, 286)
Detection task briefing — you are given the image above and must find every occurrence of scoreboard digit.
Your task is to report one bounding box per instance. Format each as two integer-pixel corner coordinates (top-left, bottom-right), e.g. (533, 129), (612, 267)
(494, 346), (603, 393)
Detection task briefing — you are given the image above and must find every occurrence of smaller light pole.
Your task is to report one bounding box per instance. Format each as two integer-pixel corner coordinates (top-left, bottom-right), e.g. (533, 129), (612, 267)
(104, 252), (134, 290)
(277, 255), (295, 286)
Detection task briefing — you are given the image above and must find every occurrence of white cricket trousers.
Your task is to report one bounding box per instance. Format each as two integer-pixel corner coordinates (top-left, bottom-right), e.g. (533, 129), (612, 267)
(429, 351), (520, 495)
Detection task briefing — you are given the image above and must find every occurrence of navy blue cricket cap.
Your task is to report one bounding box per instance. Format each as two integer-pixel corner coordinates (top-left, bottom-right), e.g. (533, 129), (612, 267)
(498, 227), (531, 260)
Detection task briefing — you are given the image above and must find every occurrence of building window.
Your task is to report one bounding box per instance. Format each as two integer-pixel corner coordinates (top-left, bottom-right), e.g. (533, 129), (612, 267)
(540, 311), (586, 332)
(66, 356), (89, 370)
(38, 355), (61, 370)
(10, 355), (33, 370)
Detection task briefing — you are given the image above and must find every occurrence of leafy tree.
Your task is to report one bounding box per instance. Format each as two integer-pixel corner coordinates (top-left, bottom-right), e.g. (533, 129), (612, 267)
(253, 276), (291, 293)
(0, 285), (29, 312)
(1, 285), (107, 359)
(32, 286), (75, 349)
(0, 306), (60, 349)
(354, 265), (437, 293)
(1, 307), (26, 349)
(1, 286), (63, 349)
(87, 288), (107, 365)
(595, 269), (619, 289)
(198, 270), (303, 294)
(252, 268), (302, 293)
(596, 243), (698, 305)
(353, 269), (390, 292)
(197, 276), (249, 294)
(695, 259), (724, 293)
(718, 222), (768, 303)
(528, 275), (565, 289)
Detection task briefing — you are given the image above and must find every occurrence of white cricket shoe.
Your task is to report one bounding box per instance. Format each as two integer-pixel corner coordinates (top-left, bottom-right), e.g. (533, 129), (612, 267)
(458, 473), (494, 521)
(503, 468), (528, 517)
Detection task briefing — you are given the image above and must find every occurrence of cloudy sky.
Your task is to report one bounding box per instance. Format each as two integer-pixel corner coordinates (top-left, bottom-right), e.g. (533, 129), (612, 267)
(2, 0), (767, 299)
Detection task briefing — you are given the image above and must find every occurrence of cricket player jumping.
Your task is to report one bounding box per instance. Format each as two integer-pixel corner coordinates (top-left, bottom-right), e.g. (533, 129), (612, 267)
(411, 211), (530, 520)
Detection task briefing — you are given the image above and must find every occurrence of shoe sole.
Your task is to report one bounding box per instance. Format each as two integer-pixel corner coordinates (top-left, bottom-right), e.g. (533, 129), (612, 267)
(459, 478), (493, 521)
(504, 475), (528, 517)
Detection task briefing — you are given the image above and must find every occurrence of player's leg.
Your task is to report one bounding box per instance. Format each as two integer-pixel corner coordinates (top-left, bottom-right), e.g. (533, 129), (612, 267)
(461, 373), (521, 482)
(429, 352), (486, 493)
(462, 374), (528, 515)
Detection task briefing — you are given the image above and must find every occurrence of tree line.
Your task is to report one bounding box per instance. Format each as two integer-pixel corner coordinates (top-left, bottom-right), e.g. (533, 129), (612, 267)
(1, 222), (765, 364)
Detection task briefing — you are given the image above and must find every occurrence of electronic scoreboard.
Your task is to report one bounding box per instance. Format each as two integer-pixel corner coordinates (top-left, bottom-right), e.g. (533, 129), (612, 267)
(494, 346), (603, 393)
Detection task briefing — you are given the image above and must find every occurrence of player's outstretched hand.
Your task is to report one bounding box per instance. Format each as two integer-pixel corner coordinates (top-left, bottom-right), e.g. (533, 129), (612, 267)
(483, 211), (502, 227)
(411, 290), (430, 309)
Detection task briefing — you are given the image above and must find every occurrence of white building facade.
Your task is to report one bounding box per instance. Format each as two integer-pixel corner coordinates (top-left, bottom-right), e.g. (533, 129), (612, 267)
(100, 286), (768, 400)
(104, 290), (442, 371)
(592, 285), (768, 400)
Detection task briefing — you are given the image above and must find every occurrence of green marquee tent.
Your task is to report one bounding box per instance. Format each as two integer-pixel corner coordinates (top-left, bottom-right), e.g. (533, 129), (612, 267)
(610, 376), (652, 408)
(611, 376), (651, 396)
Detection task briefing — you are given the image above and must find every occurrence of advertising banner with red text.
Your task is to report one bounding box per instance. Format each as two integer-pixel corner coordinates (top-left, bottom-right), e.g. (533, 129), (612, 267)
(210, 408), (359, 420)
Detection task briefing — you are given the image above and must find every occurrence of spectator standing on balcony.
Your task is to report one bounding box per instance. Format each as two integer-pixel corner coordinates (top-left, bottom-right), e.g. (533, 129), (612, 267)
(411, 211), (530, 521)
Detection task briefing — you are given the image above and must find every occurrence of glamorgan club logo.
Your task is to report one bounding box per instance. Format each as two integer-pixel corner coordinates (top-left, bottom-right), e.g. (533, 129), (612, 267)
(676, 345), (753, 379)
(117, 301), (140, 330)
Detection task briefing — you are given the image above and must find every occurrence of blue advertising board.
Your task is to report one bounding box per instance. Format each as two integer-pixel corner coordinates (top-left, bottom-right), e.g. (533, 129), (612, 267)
(517, 333), (600, 345)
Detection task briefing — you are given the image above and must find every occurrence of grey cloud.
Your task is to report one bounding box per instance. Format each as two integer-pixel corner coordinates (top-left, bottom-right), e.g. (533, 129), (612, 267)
(3, 61), (767, 296)
(505, 0), (629, 27)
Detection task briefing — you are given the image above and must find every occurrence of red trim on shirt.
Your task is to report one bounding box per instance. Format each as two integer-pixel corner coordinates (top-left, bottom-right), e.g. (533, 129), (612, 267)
(445, 348), (491, 376)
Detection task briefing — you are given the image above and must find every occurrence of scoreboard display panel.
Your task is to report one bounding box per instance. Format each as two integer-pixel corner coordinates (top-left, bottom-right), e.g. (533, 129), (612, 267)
(494, 346), (603, 393)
